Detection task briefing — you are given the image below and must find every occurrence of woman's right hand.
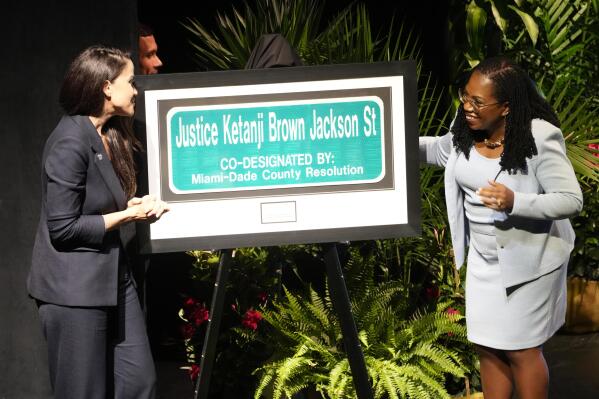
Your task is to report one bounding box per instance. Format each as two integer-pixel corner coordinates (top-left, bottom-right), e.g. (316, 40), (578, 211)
(104, 195), (169, 231)
(127, 195), (169, 222)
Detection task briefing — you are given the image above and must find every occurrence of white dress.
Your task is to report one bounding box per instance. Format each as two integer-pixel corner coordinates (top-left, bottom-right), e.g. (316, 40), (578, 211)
(455, 149), (567, 350)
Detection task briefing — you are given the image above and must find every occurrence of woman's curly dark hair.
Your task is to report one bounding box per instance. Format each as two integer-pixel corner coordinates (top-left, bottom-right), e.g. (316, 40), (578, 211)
(450, 56), (560, 173)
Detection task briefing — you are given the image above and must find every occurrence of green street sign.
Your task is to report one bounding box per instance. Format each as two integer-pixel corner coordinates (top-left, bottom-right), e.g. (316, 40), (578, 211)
(167, 97), (384, 193)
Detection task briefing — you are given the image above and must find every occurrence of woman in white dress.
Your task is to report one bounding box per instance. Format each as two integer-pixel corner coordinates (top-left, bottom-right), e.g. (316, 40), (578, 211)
(420, 57), (583, 398)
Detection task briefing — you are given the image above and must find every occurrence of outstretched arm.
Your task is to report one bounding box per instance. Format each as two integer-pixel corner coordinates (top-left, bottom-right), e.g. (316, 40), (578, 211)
(419, 131), (453, 168)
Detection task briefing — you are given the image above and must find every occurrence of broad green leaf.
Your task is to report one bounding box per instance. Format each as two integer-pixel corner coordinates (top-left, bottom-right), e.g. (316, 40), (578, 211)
(508, 5), (539, 45)
(465, 1), (487, 65)
(489, 0), (508, 32)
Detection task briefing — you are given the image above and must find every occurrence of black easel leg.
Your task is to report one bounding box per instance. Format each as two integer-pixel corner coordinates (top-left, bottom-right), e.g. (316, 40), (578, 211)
(194, 249), (233, 399)
(323, 243), (374, 399)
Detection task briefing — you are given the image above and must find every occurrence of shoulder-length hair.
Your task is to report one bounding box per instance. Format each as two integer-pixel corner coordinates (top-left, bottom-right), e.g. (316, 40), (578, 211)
(450, 56), (560, 173)
(59, 45), (141, 198)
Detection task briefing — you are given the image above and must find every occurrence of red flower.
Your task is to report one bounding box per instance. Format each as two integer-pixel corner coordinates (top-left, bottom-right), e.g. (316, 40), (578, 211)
(445, 308), (460, 337)
(182, 297), (210, 326)
(241, 309), (263, 330)
(589, 143), (599, 159)
(446, 307), (460, 316)
(258, 291), (268, 304)
(189, 364), (201, 381)
(183, 297), (197, 309)
(181, 324), (196, 339)
(425, 286), (440, 301)
(191, 306), (210, 326)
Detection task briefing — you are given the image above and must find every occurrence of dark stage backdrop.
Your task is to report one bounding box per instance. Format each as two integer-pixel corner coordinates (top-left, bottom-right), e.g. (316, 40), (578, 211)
(138, 0), (450, 84)
(0, 1), (136, 397)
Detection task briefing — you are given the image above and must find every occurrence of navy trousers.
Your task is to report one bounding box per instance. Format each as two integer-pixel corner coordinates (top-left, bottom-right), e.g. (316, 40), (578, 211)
(37, 276), (156, 399)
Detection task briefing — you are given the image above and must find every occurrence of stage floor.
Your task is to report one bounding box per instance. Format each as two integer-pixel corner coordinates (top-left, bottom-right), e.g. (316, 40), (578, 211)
(545, 331), (599, 398)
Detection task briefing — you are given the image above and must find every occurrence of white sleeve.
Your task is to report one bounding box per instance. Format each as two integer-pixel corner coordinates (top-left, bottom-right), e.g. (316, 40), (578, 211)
(419, 131), (453, 168)
(510, 127), (583, 220)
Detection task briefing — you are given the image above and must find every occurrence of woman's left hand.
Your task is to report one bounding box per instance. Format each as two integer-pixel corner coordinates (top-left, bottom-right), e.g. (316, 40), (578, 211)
(477, 180), (514, 211)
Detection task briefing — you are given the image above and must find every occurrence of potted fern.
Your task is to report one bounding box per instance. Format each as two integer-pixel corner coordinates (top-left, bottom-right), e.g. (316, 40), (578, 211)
(251, 246), (471, 399)
(565, 185), (599, 333)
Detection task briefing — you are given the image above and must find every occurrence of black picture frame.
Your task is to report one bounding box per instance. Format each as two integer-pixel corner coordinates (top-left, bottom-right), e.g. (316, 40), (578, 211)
(134, 61), (421, 253)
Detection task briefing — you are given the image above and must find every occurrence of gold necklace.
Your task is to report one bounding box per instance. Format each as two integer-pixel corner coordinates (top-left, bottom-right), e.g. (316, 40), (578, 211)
(484, 137), (504, 149)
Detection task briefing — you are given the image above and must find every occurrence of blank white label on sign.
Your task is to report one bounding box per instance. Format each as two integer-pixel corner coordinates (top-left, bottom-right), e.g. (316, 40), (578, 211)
(261, 201), (297, 224)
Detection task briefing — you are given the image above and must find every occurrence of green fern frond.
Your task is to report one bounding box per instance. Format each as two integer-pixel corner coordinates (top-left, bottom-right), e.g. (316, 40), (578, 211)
(295, 333), (339, 364)
(376, 363), (402, 399)
(253, 369), (274, 399)
(393, 363), (449, 398)
(305, 287), (334, 332)
(264, 287), (330, 341)
(232, 326), (258, 342)
(272, 355), (314, 399)
(411, 343), (465, 377)
(327, 359), (354, 398)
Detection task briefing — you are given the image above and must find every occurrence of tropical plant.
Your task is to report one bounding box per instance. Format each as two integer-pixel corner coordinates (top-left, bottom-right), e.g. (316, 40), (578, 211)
(182, 0), (324, 70)
(450, 0), (599, 182)
(541, 76), (599, 183)
(453, 0), (599, 77)
(177, 248), (282, 395)
(182, 0), (423, 70)
(570, 185), (599, 280)
(253, 246), (469, 399)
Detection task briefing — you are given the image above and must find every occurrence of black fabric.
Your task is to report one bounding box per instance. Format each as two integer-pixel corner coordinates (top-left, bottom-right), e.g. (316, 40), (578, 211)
(245, 34), (303, 69)
(38, 277), (156, 399)
(28, 115), (125, 307)
(0, 1), (136, 397)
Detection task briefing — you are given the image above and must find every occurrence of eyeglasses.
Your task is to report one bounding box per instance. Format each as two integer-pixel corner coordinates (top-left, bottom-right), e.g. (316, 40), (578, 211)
(458, 88), (501, 112)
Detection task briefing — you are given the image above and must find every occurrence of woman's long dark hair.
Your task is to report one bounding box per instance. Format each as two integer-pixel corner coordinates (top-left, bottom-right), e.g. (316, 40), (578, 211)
(451, 56), (560, 173)
(59, 45), (141, 198)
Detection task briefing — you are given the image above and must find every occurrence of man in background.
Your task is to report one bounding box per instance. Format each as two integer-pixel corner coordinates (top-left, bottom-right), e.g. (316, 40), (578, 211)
(138, 23), (163, 74)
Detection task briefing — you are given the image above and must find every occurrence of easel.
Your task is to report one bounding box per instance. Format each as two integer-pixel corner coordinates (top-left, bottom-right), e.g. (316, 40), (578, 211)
(193, 243), (374, 399)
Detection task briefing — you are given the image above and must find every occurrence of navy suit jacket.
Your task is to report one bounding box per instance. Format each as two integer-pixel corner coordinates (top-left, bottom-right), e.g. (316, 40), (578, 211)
(28, 114), (128, 306)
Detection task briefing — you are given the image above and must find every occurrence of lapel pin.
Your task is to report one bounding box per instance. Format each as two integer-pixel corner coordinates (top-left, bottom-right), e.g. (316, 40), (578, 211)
(97, 153), (103, 161)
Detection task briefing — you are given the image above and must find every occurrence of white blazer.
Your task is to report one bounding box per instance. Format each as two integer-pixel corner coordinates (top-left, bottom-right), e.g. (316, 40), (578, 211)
(419, 119), (583, 287)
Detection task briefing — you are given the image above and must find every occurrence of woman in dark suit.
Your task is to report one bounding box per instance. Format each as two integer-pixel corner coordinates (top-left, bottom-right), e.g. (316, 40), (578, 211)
(28, 46), (168, 399)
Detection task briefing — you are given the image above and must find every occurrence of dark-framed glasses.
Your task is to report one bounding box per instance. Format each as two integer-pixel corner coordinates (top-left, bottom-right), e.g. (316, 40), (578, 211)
(458, 88), (501, 112)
